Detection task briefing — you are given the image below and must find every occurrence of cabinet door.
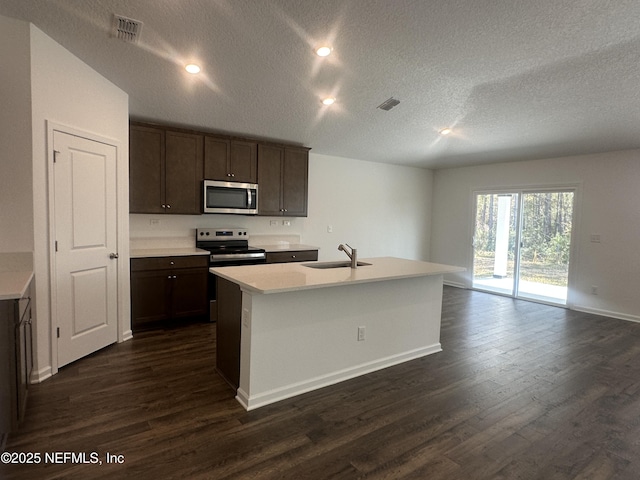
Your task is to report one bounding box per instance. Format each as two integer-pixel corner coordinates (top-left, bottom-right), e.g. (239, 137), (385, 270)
(171, 268), (208, 318)
(257, 144), (283, 216)
(165, 131), (204, 214)
(129, 125), (165, 213)
(203, 135), (230, 181)
(283, 147), (309, 217)
(130, 270), (172, 330)
(230, 140), (257, 183)
(1, 301), (13, 434)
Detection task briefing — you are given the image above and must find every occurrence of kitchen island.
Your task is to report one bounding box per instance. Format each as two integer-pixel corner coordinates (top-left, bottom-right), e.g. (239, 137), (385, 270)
(211, 257), (464, 410)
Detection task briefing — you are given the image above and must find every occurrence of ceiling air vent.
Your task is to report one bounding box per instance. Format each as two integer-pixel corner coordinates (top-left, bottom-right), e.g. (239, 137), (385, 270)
(112, 14), (143, 44)
(377, 97), (400, 111)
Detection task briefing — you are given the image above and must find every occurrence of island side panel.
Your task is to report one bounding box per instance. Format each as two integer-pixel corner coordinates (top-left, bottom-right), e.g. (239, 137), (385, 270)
(216, 276), (242, 390)
(236, 274), (444, 410)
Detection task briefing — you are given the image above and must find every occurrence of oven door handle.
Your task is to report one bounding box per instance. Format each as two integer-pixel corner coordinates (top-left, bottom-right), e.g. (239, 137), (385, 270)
(210, 252), (266, 262)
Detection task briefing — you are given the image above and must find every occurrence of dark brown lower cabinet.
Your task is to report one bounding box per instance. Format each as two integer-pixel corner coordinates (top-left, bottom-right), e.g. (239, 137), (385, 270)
(130, 256), (208, 331)
(1, 284), (32, 451)
(216, 277), (242, 390)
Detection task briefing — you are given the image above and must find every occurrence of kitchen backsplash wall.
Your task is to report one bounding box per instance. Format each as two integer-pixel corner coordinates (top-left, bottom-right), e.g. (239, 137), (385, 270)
(129, 214), (302, 243)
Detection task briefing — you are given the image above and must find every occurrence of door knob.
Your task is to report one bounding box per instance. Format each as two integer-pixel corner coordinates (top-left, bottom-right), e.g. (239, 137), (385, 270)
(109, 253), (119, 259)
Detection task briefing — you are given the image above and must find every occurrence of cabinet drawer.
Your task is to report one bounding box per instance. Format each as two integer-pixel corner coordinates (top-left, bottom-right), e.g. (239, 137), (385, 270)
(131, 255), (209, 271)
(266, 250), (318, 264)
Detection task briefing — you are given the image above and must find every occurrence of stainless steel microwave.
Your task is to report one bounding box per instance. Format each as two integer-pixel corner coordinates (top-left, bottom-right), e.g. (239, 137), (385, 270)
(203, 180), (258, 214)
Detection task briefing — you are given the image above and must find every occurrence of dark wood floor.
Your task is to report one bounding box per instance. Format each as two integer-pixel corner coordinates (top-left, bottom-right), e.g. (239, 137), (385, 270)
(3, 287), (640, 479)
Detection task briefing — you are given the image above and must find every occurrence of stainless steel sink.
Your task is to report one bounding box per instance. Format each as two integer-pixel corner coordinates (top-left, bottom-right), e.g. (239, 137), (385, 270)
(303, 261), (372, 269)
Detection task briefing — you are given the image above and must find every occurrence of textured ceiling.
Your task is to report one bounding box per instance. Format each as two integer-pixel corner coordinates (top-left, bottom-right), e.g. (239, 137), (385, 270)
(2, 0), (640, 169)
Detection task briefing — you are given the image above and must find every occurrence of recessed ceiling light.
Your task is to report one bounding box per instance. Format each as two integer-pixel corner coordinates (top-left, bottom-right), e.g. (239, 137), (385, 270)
(439, 127), (452, 136)
(185, 63), (201, 74)
(315, 46), (332, 57)
(322, 97), (336, 106)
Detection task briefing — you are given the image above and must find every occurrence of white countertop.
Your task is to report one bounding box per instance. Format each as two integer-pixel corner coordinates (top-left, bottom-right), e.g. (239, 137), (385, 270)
(130, 247), (210, 258)
(259, 243), (319, 253)
(210, 257), (464, 294)
(0, 271), (34, 301)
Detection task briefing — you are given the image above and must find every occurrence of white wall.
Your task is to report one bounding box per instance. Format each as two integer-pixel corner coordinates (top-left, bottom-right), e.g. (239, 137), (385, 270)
(304, 154), (432, 261)
(430, 149), (640, 321)
(0, 16), (33, 253)
(29, 25), (130, 381)
(130, 152), (433, 261)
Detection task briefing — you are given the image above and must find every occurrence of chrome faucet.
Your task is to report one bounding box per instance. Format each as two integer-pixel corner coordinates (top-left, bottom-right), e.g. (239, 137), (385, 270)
(338, 244), (358, 268)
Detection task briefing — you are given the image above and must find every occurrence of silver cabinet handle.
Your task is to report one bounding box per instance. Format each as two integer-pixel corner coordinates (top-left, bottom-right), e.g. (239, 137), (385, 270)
(166, 204), (171, 209)
(109, 253), (119, 259)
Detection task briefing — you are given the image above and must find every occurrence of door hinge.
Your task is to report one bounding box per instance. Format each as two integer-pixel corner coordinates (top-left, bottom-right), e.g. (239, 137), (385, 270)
(55, 240), (58, 252)
(53, 150), (60, 163)
(57, 327), (60, 338)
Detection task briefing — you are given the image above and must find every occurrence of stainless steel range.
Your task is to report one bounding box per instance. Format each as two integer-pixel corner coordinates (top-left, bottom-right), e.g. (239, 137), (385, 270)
(196, 228), (266, 321)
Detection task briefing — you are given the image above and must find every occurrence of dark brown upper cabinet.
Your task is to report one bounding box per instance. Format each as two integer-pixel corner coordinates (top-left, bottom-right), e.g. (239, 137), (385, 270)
(130, 121), (309, 216)
(129, 123), (203, 215)
(204, 136), (257, 184)
(130, 124), (164, 214)
(257, 144), (309, 217)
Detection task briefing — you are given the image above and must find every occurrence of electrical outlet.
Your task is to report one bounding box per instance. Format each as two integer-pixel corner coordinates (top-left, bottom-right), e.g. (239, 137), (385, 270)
(357, 326), (365, 341)
(149, 218), (160, 225)
(283, 220), (291, 227)
(327, 225), (333, 233)
(590, 234), (601, 243)
(270, 220), (278, 226)
(591, 285), (598, 295)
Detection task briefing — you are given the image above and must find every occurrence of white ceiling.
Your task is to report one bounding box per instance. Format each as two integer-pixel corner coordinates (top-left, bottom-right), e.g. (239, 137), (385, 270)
(2, 0), (640, 169)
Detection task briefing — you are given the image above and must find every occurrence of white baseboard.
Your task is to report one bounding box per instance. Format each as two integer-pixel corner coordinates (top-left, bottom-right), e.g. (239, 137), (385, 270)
(236, 343), (442, 411)
(121, 329), (133, 342)
(235, 389), (251, 411)
(444, 280), (467, 289)
(31, 365), (52, 384)
(572, 305), (640, 324)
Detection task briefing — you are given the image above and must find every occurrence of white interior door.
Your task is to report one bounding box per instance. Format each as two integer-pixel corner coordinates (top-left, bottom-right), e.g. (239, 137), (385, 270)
(53, 130), (118, 367)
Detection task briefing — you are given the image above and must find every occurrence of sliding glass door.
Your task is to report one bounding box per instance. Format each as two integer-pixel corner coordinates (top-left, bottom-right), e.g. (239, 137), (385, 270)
(517, 191), (573, 304)
(472, 193), (519, 296)
(472, 190), (574, 305)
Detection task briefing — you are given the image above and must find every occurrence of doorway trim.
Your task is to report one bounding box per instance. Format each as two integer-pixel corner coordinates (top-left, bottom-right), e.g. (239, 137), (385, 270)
(469, 182), (582, 309)
(46, 121), (130, 376)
